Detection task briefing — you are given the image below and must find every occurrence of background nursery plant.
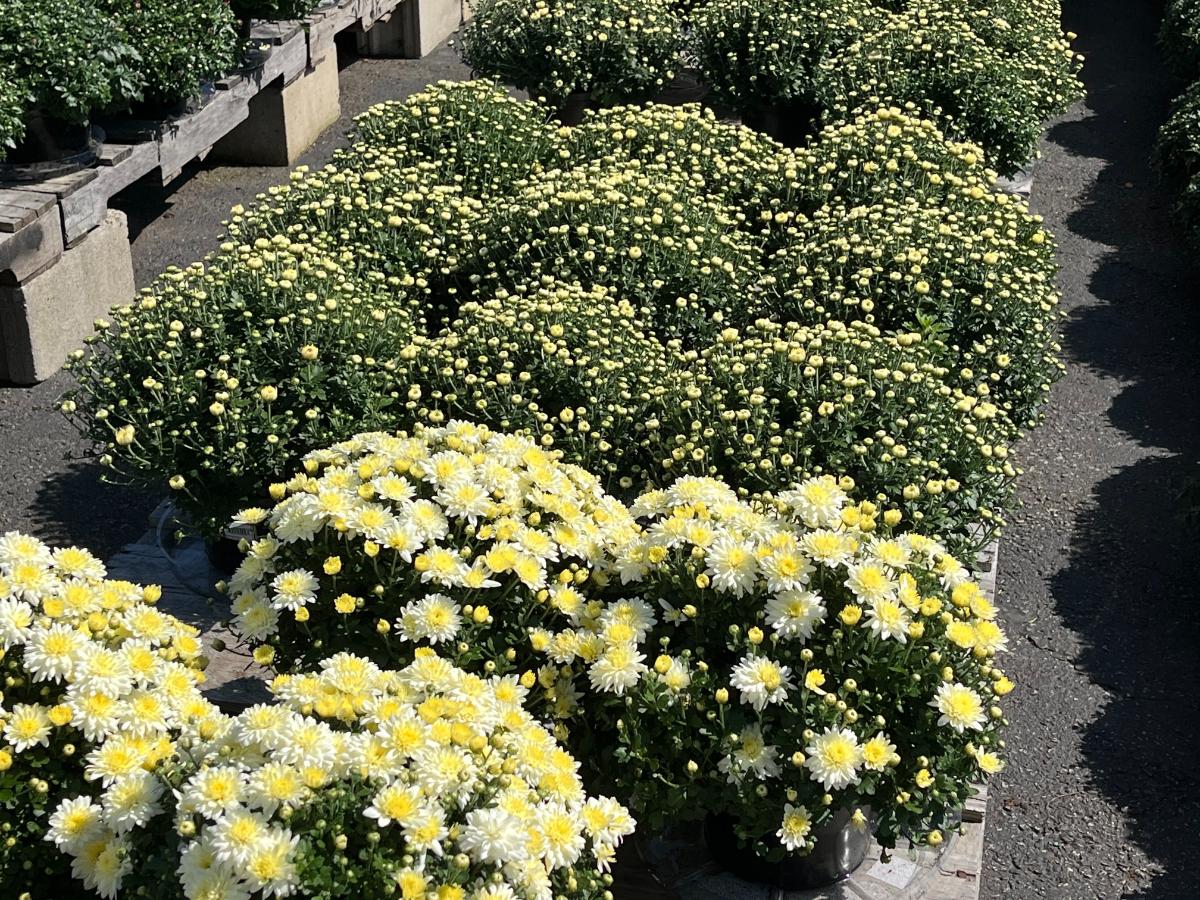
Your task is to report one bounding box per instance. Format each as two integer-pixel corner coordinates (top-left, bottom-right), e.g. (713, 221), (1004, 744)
(460, 0), (681, 110)
(66, 82), (1062, 552)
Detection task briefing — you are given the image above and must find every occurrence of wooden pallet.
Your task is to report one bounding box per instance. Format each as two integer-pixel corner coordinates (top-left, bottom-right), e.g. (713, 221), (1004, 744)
(0, 0), (414, 272)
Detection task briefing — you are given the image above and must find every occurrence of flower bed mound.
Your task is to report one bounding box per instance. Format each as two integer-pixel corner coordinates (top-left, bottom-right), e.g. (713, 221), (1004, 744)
(66, 82), (1059, 548)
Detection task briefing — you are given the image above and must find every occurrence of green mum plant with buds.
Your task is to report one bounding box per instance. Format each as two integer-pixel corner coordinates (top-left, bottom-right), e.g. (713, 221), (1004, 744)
(66, 82), (1057, 550)
(460, 0), (682, 108)
(100, 0), (241, 108)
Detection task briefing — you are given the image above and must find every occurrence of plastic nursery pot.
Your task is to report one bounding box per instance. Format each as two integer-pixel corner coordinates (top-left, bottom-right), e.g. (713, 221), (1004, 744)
(0, 110), (99, 182)
(554, 92), (599, 126)
(740, 99), (823, 148)
(704, 807), (872, 889)
(206, 535), (247, 577)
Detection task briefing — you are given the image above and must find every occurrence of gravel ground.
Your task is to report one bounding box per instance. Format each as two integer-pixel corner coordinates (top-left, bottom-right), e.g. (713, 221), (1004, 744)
(0, 43), (471, 559)
(2, 6), (1199, 898)
(982, 2), (1200, 898)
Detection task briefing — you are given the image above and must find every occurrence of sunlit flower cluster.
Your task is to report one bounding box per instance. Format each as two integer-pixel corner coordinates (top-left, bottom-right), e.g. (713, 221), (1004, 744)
(49, 650), (633, 899)
(67, 82), (1061, 549)
(815, 0), (1084, 174)
(550, 473), (1014, 851)
(225, 423), (637, 674)
(225, 432), (1013, 853)
(0, 532), (207, 892)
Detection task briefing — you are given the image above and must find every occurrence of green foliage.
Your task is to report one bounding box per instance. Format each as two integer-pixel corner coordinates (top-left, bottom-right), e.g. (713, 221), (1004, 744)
(229, 0), (320, 18)
(460, 0), (682, 107)
(690, 0), (881, 115)
(67, 82), (1060, 548)
(0, 0), (143, 155)
(1161, 0), (1200, 80)
(100, 0), (241, 107)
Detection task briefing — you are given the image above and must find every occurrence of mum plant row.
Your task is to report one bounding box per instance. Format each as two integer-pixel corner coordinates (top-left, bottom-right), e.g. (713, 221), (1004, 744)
(0, 0), (321, 159)
(460, 0), (1083, 175)
(1157, 0), (1200, 247)
(30, 81), (1060, 895)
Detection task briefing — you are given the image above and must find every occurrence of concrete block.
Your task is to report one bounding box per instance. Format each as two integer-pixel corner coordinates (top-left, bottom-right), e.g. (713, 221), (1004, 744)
(210, 50), (341, 167)
(358, 0), (467, 59)
(0, 210), (134, 384)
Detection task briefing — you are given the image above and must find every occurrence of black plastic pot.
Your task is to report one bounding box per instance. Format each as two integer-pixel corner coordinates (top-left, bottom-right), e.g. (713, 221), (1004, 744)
(206, 535), (246, 577)
(740, 99), (824, 148)
(704, 807), (871, 889)
(554, 92), (596, 126)
(0, 111), (99, 181)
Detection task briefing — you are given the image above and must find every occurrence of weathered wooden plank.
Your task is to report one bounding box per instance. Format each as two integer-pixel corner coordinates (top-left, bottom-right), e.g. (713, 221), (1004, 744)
(249, 19), (304, 46)
(0, 189), (57, 232)
(11, 169), (98, 200)
(0, 207), (64, 284)
(61, 141), (160, 246)
(98, 144), (134, 166)
(308, 0), (362, 65)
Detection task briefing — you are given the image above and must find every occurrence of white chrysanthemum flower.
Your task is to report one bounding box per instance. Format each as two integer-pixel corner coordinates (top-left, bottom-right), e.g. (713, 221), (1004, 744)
(51, 545), (107, 581)
(761, 547), (814, 593)
(23, 622), (87, 682)
(931, 682), (986, 732)
(868, 537), (912, 570)
(246, 762), (307, 816)
(398, 593), (462, 644)
(234, 599), (280, 641)
(765, 589), (826, 641)
(181, 766), (245, 820)
(0, 597), (34, 648)
(3, 702), (52, 751)
(719, 724), (780, 782)
(777, 803), (812, 851)
(244, 826), (299, 898)
(587, 643), (647, 695)
(781, 476), (848, 527)
(866, 598), (911, 643)
(844, 562), (896, 604)
(101, 770), (163, 833)
(269, 569), (319, 611)
(0, 531), (53, 568)
(580, 796), (636, 847)
(598, 597), (657, 642)
(729, 655), (793, 711)
(805, 727), (864, 790)
(704, 534), (759, 596)
(407, 499), (450, 541)
(91, 834), (132, 899)
(45, 796), (105, 851)
(459, 807), (529, 865)
(535, 802), (585, 869)
(802, 529), (858, 568)
(364, 782), (424, 828)
(210, 807), (270, 867)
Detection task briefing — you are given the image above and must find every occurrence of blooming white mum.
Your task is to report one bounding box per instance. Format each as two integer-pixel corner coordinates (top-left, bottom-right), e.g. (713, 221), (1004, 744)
(729, 655), (793, 711)
(804, 727), (864, 790)
(931, 682), (986, 732)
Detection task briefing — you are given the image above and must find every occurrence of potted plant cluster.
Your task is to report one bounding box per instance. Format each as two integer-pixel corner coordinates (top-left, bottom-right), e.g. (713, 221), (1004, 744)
(1157, 0), (1200, 247)
(460, 0), (682, 119)
(44, 75), (1066, 892)
(0, 532), (631, 899)
(0, 0), (141, 176)
(458, 0), (1083, 175)
(98, 0), (241, 118)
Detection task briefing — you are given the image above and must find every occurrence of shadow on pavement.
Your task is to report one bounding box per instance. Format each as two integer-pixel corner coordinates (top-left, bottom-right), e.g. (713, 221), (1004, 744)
(1042, 1), (1200, 897)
